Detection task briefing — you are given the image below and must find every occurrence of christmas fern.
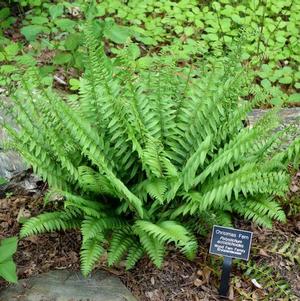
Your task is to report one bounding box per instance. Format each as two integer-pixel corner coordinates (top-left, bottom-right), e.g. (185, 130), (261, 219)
(2, 21), (299, 276)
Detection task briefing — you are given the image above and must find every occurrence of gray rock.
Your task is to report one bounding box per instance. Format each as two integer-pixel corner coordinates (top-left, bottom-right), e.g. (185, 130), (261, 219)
(248, 108), (300, 128)
(0, 151), (26, 180)
(0, 99), (26, 180)
(0, 270), (137, 301)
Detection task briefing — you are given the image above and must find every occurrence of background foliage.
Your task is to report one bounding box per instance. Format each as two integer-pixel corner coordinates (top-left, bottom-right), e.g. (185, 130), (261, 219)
(0, 237), (18, 283)
(0, 0), (299, 105)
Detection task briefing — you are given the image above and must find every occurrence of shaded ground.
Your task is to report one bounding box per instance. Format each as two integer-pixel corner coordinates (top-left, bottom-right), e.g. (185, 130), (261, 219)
(0, 172), (299, 301)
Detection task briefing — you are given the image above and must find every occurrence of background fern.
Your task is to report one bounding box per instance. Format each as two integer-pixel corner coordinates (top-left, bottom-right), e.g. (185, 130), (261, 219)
(239, 260), (298, 301)
(2, 20), (299, 276)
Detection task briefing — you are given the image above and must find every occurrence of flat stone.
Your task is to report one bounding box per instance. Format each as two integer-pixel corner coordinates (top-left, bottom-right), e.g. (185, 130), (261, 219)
(0, 270), (137, 301)
(0, 98), (26, 180)
(248, 108), (300, 128)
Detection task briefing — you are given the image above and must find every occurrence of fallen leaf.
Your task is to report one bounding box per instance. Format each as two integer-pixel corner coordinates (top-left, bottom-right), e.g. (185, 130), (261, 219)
(196, 269), (203, 276)
(202, 266), (211, 284)
(193, 278), (203, 287)
(17, 207), (31, 222)
(290, 185), (299, 193)
(259, 249), (269, 257)
(228, 286), (234, 300)
(251, 278), (263, 289)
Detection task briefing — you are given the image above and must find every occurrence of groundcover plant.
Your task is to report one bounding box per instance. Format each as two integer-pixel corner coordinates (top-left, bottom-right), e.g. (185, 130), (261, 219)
(1, 21), (299, 276)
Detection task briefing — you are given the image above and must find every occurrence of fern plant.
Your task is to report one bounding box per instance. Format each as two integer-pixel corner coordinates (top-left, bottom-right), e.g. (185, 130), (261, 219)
(1, 21), (299, 276)
(239, 260), (298, 300)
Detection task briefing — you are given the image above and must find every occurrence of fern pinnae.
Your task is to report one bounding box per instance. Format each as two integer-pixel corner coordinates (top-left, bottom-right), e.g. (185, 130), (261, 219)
(80, 237), (104, 277)
(181, 135), (212, 191)
(137, 230), (165, 268)
(20, 210), (80, 238)
(125, 243), (144, 270)
(107, 229), (133, 266)
(81, 216), (126, 243)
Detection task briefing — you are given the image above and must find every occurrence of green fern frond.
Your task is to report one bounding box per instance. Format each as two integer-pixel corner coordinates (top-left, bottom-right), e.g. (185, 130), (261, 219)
(125, 242), (144, 270)
(232, 197), (286, 228)
(181, 135), (211, 191)
(144, 178), (168, 204)
(80, 236), (104, 277)
(240, 260), (296, 300)
(134, 220), (197, 259)
(78, 166), (116, 196)
(286, 136), (300, 167)
(20, 210), (81, 238)
(5, 27), (299, 274)
(107, 229), (133, 266)
(81, 216), (126, 243)
(137, 230), (165, 268)
(270, 239), (300, 265)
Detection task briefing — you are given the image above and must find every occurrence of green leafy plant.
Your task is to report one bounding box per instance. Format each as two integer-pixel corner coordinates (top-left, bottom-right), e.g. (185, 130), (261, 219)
(0, 237), (18, 283)
(11, 0), (43, 7)
(239, 260), (298, 300)
(2, 0), (299, 103)
(0, 177), (7, 185)
(2, 22), (299, 276)
(270, 238), (300, 265)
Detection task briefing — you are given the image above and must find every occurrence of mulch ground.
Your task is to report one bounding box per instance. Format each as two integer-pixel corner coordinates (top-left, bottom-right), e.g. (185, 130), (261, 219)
(0, 173), (299, 301)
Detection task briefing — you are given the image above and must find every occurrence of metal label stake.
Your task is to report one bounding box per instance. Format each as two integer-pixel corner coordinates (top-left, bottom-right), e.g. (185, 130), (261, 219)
(219, 256), (233, 298)
(209, 225), (253, 299)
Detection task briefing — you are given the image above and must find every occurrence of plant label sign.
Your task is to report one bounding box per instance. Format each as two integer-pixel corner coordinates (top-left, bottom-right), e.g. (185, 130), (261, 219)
(209, 225), (253, 260)
(209, 225), (253, 298)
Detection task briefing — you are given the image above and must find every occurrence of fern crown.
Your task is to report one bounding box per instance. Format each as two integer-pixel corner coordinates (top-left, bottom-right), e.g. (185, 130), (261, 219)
(3, 21), (299, 276)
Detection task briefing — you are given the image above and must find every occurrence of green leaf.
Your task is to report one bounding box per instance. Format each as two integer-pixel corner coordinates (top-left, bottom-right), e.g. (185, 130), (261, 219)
(96, 5), (106, 17)
(31, 16), (48, 25)
(278, 76), (293, 84)
(0, 8), (10, 21)
(261, 79), (272, 89)
(64, 33), (82, 51)
(212, 2), (221, 11)
(0, 177), (7, 185)
(4, 43), (19, 58)
(0, 260), (17, 283)
(0, 237), (18, 263)
(54, 19), (76, 31)
(288, 93), (300, 103)
(49, 4), (64, 19)
(136, 56), (154, 69)
(104, 24), (131, 44)
(184, 27), (195, 36)
(53, 52), (72, 65)
(127, 44), (140, 60)
(270, 97), (283, 106)
(205, 33), (218, 41)
(138, 36), (156, 45)
(69, 78), (80, 90)
(21, 25), (48, 41)
(0, 65), (17, 74)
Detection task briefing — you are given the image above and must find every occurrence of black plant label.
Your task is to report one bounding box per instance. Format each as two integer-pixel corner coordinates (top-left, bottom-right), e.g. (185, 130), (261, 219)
(209, 225), (253, 261)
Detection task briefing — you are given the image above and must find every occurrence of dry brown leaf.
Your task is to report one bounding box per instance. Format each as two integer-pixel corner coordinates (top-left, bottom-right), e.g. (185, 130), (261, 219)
(290, 184), (299, 193)
(259, 249), (269, 257)
(202, 266), (212, 284)
(17, 207), (31, 222)
(193, 278), (203, 287)
(228, 286), (234, 300)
